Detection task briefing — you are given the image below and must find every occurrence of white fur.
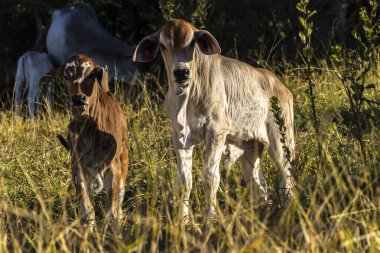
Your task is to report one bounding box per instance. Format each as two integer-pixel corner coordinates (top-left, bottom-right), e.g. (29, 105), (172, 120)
(139, 23), (295, 222)
(14, 51), (54, 118)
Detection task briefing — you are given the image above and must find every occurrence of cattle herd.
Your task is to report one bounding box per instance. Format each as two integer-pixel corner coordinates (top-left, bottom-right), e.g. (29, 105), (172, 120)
(9, 4), (296, 229)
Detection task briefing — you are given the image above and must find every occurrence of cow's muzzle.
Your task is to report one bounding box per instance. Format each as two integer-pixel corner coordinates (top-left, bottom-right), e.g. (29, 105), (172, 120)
(71, 95), (88, 107)
(173, 67), (191, 84)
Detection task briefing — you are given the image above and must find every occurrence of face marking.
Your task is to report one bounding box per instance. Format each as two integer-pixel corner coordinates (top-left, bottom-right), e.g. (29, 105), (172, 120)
(64, 56), (93, 84)
(73, 61), (91, 84)
(65, 61), (76, 68)
(65, 61), (76, 77)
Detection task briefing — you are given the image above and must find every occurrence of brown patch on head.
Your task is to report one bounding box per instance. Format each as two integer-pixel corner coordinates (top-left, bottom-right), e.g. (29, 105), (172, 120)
(64, 54), (96, 84)
(160, 19), (196, 49)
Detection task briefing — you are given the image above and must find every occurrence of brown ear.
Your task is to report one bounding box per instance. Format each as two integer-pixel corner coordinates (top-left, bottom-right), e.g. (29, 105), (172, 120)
(133, 34), (159, 62)
(95, 66), (109, 92)
(194, 30), (221, 55)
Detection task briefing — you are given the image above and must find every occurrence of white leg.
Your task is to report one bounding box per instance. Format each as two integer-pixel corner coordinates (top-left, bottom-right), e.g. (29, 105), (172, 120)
(241, 142), (267, 202)
(174, 145), (193, 222)
(27, 83), (40, 118)
(202, 129), (226, 220)
(14, 57), (25, 115)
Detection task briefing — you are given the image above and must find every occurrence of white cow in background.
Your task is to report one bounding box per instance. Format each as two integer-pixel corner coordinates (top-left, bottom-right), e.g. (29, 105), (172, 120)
(14, 51), (54, 118)
(46, 3), (139, 85)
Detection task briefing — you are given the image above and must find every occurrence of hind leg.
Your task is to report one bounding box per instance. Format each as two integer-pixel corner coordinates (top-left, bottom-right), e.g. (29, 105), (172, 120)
(267, 132), (295, 202)
(14, 56), (25, 115)
(104, 168), (124, 225)
(14, 80), (25, 115)
(27, 81), (40, 118)
(45, 82), (54, 118)
(241, 141), (268, 202)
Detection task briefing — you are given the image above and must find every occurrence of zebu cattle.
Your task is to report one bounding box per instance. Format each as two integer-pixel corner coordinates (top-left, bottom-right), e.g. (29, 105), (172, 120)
(133, 19), (295, 222)
(47, 4), (139, 84)
(63, 54), (128, 230)
(14, 51), (54, 118)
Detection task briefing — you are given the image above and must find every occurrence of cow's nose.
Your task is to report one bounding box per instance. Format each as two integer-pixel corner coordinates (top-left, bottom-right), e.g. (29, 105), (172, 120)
(71, 95), (87, 106)
(173, 68), (190, 82)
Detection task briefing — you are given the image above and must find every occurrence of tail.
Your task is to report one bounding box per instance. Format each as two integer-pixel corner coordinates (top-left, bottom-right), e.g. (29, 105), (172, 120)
(15, 55), (26, 85)
(286, 98), (295, 163)
(14, 55), (26, 111)
(57, 134), (70, 151)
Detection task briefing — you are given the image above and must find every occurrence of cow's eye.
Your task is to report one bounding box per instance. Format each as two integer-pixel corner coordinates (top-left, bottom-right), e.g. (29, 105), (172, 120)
(160, 43), (166, 50)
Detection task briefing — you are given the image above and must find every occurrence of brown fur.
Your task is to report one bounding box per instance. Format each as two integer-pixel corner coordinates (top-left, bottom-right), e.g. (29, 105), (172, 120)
(63, 54), (128, 229)
(159, 19), (196, 49)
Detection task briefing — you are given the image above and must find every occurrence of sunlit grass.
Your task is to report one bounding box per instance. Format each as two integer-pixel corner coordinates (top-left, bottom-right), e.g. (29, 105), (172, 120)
(0, 60), (379, 252)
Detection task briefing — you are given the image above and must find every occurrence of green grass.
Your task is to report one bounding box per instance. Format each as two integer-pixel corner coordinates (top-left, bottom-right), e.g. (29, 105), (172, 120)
(1, 60), (380, 252)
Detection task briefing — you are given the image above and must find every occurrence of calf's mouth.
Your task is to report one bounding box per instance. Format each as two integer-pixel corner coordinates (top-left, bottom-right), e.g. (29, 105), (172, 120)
(71, 95), (89, 110)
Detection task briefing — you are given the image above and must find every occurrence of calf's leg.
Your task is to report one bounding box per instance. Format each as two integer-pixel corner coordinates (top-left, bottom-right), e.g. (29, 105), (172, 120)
(14, 57), (25, 115)
(73, 169), (95, 230)
(27, 81), (40, 118)
(173, 132), (193, 223)
(267, 124), (295, 202)
(241, 141), (268, 203)
(202, 128), (226, 221)
(104, 167), (125, 226)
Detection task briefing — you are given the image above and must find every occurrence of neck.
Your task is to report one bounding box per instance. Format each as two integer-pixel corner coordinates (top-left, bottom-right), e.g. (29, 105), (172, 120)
(89, 90), (109, 123)
(73, 90), (109, 128)
(188, 50), (218, 113)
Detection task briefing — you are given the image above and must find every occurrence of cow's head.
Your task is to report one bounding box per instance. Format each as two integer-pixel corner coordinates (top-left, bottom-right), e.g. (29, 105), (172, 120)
(63, 54), (109, 116)
(133, 19), (221, 95)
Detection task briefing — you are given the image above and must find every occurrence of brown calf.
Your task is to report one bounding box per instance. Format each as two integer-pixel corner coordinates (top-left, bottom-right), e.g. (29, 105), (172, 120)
(63, 54), (128, 230)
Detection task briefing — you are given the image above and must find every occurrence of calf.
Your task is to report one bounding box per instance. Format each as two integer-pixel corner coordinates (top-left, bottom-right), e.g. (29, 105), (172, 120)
(14, 51), (54, 118)
(63, 54), (128, 229)
(133, 19), (295, 222)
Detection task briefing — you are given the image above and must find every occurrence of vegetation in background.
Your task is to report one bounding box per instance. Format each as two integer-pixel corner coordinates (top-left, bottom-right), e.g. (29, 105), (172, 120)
(331, 0), (380, 163)
(297, 0), (322, 165)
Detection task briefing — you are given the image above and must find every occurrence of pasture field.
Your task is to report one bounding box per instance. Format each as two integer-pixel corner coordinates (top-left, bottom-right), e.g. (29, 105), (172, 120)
(0, 58), (379, 252)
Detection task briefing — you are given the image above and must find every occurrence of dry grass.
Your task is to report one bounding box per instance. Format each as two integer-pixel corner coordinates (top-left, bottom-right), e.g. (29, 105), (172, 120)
(0, 60), (379, 252)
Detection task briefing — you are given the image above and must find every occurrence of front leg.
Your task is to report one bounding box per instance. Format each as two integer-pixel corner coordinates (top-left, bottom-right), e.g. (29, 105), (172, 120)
(72, 167), (95, 231)
(173, 132), (193, 223)
(202, 127), (227, 221)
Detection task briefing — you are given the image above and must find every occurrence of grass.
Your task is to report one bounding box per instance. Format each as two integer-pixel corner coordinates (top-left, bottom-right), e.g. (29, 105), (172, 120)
(0, 59), (380, 252)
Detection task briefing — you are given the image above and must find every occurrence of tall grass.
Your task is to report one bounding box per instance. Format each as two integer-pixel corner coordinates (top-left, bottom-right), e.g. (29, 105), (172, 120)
(0, 54), (379, 252)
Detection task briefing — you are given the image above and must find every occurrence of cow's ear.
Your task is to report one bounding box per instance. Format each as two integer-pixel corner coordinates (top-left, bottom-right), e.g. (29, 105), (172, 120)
(194, 30), (221, 55)
(95, 66), (109, 92)
(133, 34), (159, 62)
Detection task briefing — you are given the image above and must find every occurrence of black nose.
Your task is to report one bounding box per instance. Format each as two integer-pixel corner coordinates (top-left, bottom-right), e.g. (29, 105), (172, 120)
(173, 68), (190, 82)
(71, 95), (87, 106)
